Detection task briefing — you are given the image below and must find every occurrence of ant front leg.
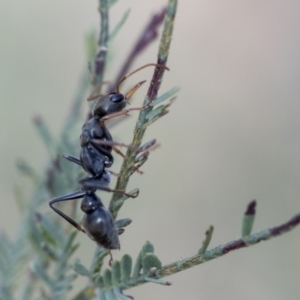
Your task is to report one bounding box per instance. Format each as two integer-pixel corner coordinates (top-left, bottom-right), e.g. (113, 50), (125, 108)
(49, 190), (86, 232)
(98, 99), (154, 127)
(112, 145), (126, 158)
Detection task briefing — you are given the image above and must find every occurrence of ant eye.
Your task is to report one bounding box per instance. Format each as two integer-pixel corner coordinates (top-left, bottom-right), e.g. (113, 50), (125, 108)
(110, 93), (124, 103)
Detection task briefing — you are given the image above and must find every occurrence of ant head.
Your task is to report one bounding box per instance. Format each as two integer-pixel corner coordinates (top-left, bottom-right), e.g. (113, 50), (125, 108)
(92, 92), (127, 117)
(91, 64), (168, 117)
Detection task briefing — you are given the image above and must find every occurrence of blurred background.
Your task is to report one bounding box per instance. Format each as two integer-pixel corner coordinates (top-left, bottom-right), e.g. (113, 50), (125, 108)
(1, 0), (300, 299)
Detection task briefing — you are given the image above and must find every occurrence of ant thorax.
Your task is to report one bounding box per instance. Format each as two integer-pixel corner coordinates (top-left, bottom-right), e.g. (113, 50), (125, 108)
(80, 117), (108, 147)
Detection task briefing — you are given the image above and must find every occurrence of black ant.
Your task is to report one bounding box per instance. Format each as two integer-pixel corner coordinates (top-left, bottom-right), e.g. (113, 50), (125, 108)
(49, 64), (168, 255)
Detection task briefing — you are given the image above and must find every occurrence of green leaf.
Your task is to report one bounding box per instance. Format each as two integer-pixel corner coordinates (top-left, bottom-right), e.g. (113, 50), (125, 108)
(96, 275), (105, 288)
(109, 9), (131, 41)
(134, 139), (156, 154)
(198, 225), (214, 255)
(33, 116), (57, 157)
(110, 189), (139, 213)
(0, 232), (12, 265)
(115, 218), (132, 229)
(142, 241), (154, 255)
(105, 289), (118, 300)
(0, 286), (14, 300)
(20, 281), (35, 300)
(113, 288), (133, 300)
(62, 231), (78, 255)
(133, 241), (155, 278)
(91, 247), (109, 274)
(103, 269), (112, 288)
(242, 200), (257, 237)
(145, 110), (169, 127)
(31, 261), (52, 288)
(73, 260), (91, 277)
(108, 0), (118, 8)
(132, 251), (142, 278)
(145, 104), (169, 121)
(144, 277), (172, 286)
(40, 242), (60, 260)
(99, 291), (107, 300)
(54, 274), (77, 289)
(151, 86), (180, 106)
(242, 215), (255, 237)
(34, 212), (65, 246)
(16, 159), (39, 181)
(84, 29), (98, 62)
(112, 260), (121, 285)
(120, 254), (132, 283)
(142, 253), (162, 275)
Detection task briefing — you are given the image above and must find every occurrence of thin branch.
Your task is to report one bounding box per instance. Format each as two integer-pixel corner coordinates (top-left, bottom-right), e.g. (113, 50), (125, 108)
(154, 211), (300, 278)
(94, 0), (110, 87)
(109, 0), (178, 219)
(73, 209), (300, 299)
(97, 210), (300, 292)
(108, 7), (167, 92)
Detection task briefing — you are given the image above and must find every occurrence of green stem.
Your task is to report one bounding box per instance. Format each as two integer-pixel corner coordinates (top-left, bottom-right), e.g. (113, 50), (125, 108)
(154, 211), (300, 278)
(94, 0), (109, 87)
(109, 0), (178, 219)
(74, 210), (300, 298)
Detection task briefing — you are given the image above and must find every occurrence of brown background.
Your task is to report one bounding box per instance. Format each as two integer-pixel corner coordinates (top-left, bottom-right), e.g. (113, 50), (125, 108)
(1, 0), (300, 299)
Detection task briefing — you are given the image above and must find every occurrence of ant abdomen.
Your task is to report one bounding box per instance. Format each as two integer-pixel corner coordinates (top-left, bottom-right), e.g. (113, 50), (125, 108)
(81, 193), (120, 250)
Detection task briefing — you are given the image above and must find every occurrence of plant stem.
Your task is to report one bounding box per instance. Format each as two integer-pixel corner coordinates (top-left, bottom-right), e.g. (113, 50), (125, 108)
(108, 7), (167, 92)
(154, 211), (300, 278)
(109, 0), (178, 219)
(95, 0), (109, 87)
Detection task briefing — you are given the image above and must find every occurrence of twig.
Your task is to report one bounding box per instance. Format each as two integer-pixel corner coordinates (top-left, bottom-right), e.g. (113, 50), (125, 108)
(101, 211), (300, 292)
(154, 211), (300, 278)
(109, 0), (177, 218)
(72, 209), (300, 299)
(108, 7), (167, 92)
(94, 0), (110, 87)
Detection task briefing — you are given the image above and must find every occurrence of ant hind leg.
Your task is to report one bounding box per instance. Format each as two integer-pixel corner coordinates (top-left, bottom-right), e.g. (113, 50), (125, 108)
(49, 190), (86, 232)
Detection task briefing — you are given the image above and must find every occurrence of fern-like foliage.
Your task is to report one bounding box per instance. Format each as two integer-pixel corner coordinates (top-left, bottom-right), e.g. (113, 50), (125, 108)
(1, 1), (300, 300)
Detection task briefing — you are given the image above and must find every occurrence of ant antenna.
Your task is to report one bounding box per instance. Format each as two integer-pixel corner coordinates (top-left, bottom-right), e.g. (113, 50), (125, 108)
(116, 63), (169, 93)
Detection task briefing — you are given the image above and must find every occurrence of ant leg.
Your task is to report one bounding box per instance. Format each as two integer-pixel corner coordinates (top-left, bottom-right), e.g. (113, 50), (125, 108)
(108, 170), (119, 177)
(79, 178), (139, 198)
(112, 146), (144, 175)
(90, 139), (136, 150)
(113, 146), (126, 158)
(87, 81), (109, 101)
(99, 99), (158, 126)
(108, 251), (114, 266)
(63, 154), (82, 166)
(99, 108), (144, 127)
(99, 110), (131, 126)
(49, 190), (86, 232)
(129, 157), (148, 176)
